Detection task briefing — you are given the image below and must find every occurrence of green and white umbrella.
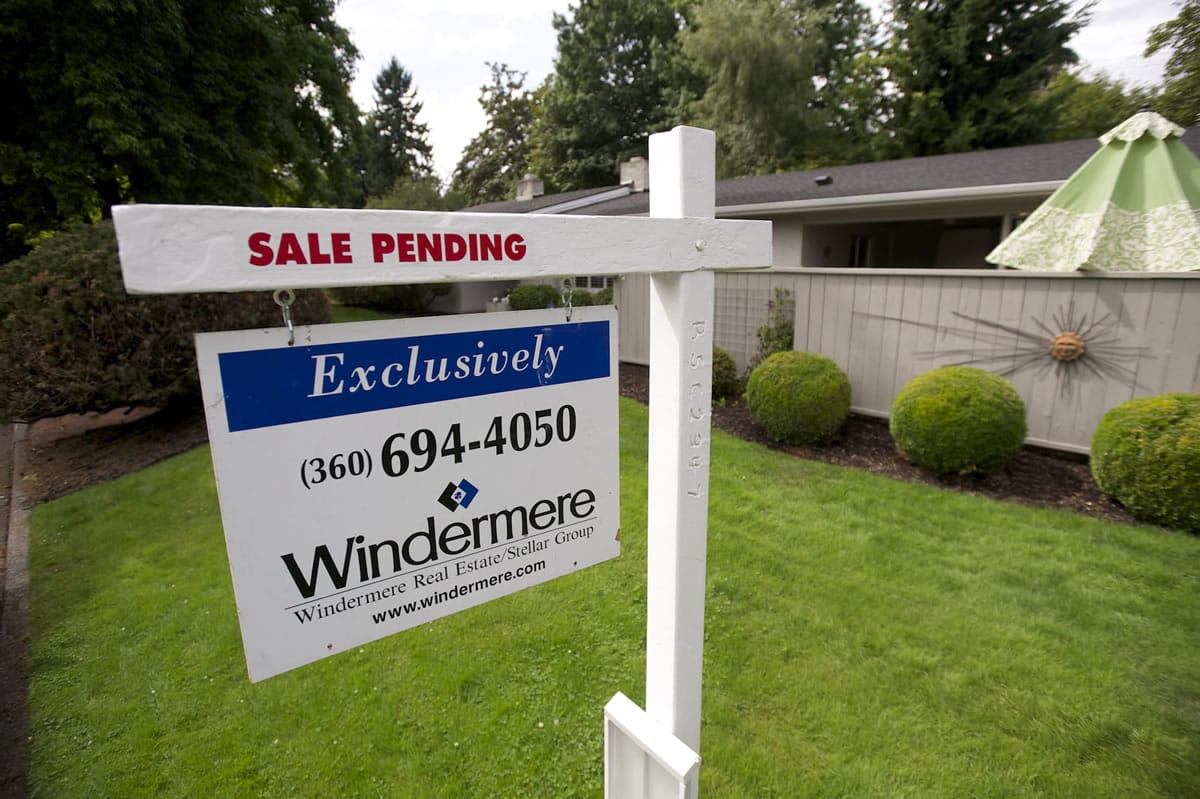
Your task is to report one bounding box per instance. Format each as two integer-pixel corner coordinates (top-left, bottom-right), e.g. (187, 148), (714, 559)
(987, 110), (1200, 272)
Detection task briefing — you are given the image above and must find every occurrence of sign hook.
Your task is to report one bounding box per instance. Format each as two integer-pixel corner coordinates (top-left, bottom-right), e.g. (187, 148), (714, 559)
(560, 277), (575, 322)
(273, 288), (296, 346)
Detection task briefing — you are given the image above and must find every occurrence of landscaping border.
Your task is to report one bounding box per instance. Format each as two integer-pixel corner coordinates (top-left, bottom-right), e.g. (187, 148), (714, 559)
(1, 423), (30, 799)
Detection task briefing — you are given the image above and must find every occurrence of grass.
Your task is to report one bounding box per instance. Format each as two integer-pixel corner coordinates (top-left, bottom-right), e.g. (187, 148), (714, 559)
(27, 399), (1200, 797)
(328, 305), (399, 324)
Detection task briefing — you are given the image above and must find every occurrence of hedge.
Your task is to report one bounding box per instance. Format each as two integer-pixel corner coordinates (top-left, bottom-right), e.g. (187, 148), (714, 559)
(889, 366), (1026, 477)
(0, 220), (330, 421)
(745, 351), (850, 445)
(1091, 394), (1200, 531)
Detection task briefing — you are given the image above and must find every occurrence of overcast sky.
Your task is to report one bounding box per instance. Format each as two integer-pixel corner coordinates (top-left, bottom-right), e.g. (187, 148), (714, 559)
(334, 0), (1181, 182)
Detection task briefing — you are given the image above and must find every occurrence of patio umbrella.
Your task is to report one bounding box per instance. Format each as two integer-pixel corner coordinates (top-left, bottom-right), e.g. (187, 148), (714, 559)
(986, 109), (1200, 272)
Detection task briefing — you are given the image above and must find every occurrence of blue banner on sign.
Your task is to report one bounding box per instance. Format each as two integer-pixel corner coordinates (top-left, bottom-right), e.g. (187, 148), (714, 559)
(218, 320), (610, 432)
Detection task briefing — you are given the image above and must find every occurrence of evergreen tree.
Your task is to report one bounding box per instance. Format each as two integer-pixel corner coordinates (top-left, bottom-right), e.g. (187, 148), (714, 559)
(528, 0), (691, 191)
(811, 0), (890, 165)
(361, 58), (433, 199)
(1146, 0), (1200, 126)
(450, 64), (534, 206)
(881, 0), (1089, 157)
(0, 0), (360, 262)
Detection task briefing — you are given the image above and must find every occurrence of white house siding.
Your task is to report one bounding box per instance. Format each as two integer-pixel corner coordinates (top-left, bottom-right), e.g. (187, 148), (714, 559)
(428, 280), (519, 314)
(616, 269), (1200, 453)
(616, 273), (651, 365)
(771, 221), (805, 267)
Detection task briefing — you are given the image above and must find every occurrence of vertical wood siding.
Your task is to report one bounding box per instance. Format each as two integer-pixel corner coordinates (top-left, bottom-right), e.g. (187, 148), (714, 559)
(617, 274), (652, 365)
(617, 269), (1200, 453)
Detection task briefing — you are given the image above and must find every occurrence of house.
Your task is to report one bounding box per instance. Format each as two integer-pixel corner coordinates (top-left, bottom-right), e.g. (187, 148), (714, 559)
(459, 131), (1200, 454)
(464, 129), (1200, 274)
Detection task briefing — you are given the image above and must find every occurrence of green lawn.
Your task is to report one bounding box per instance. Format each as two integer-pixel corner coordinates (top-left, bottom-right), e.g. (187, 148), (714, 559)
(329, 304), (399, 324)
(27, 399), (1200, 797)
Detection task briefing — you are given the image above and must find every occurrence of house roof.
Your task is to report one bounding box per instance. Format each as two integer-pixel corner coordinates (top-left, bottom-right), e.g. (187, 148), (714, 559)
(466, 184), (632, 214)
(467, 128), (1200, 218)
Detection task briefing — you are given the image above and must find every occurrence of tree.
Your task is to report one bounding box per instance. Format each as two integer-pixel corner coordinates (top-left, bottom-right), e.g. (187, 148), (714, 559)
(808, 0), (888, 166)
(450, 64), (534, 206)
(360, 58), (434, 199)
(1036, 70), (1153, 141)
(0, 0), (361, 262)
(880, 0), (1089, 158)
(329, 175), (454, 313)
(681, 0), (821, 176)
(1146, 0), (1200, 127)
(367, 175), (454, 211)
(680, 0), (879, 177)
(528, 0), (691, 191)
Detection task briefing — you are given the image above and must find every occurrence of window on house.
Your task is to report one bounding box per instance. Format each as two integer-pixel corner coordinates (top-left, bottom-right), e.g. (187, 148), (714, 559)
(575, 275), (615, 290)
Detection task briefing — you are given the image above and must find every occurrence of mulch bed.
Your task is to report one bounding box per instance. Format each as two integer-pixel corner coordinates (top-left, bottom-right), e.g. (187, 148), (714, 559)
(619, 363), (1137, 526)
(18, 403), (210, 507)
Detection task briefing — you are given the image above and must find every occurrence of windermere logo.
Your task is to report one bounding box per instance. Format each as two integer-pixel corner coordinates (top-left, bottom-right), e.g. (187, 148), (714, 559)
(438, 479), (478, 511)
(279, 486), (597, 600)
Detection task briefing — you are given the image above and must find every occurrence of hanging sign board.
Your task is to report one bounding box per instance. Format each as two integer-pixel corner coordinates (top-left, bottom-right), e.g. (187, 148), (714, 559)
(112, 204), (772, 293)
(195, 307), (620, 682)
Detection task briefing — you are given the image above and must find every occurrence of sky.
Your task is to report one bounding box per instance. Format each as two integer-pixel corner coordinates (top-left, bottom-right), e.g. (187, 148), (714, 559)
(334, 0), (1182, 183)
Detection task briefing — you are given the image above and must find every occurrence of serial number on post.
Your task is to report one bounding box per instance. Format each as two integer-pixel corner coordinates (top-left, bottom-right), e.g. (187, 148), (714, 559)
(297, 405), (578, 490)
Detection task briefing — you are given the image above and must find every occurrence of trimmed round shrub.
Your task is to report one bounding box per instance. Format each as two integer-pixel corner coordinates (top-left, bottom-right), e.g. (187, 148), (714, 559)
(593, 286), (614, 305)
(745, 351), (850, 445)
(712, 346), (741, 402)
(0, 220), (330, 421)
(889, 366), (1026, 477)
(1090, 394), (1200, 531)
(508, 283), (562, 310)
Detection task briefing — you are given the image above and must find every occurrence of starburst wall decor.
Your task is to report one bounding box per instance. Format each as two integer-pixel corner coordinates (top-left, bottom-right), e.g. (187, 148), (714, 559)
(864, 301), (1150, 399)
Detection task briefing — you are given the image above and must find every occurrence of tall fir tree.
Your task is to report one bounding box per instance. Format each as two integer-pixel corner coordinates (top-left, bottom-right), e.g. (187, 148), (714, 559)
(881, 0), (1089, 158)
(361, 58), (433, 199)
(808, 0), (888, 165)
(450, 64), (534, 206)
(528, 0), (691, 191)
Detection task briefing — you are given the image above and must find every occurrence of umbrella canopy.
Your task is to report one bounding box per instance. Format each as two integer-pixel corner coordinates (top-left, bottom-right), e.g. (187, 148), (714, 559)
(987, 110), (1200, 272)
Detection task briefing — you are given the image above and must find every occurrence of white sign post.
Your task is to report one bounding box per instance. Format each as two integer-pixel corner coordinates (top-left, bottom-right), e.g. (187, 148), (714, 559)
(604, 126), (716, 799)
(647, 128), (716, 754)
(113, 125), (772, 794)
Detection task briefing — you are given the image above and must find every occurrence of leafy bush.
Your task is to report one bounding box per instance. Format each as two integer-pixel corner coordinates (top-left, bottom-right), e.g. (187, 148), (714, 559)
(0, 220), (330, 421)
(569, 288), (595, 307)
(752, 287), (794, 368)
(889, 366), (1026, 477)
(745, 351), (850, 445)
(594, 286), (613, 305)
(712, 346), (741, 402)
(328, 283), (449, 314)
(508, 283), (562, 310)
(1090, 394), (1200, 531)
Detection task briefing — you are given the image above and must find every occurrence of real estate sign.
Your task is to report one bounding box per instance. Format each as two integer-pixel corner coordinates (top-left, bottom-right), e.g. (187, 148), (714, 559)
(113, 203), (771, 292)
(195, 307), (620, 682)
